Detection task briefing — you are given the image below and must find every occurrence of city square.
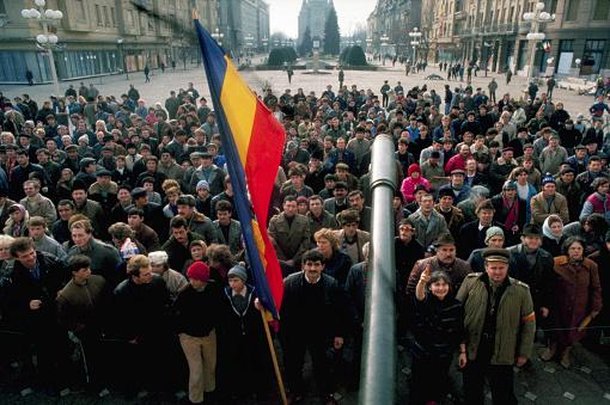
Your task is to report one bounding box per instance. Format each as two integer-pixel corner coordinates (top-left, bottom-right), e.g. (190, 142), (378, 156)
(1, 1), (610, 404)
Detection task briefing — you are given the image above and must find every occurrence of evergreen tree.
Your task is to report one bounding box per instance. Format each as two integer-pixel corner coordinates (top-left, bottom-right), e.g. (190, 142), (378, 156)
(299, 27), (313, 57)
(323, 7), (340, 55)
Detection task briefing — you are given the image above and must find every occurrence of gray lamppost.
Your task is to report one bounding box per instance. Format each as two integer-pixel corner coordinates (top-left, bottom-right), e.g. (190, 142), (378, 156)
(380, 33), (389, 65)
(523, 2), (555, 82)
(409, 27), (422, 65)
(21, 0), (63, 95)
(117, 37), (129, 80)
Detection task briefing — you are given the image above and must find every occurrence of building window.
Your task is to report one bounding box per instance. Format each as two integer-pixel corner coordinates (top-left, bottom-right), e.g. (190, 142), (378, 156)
(102, 6), (109, 27)
(583, 39), (606, 73)
(128, 10), (134, 27)
(95, 5), (103, 26)
(0, 0), (6, 15)
(559, 39), (574, 52)
(110, 7), (116, 26)
(74, 0), (85, 20)
(548, 0), (558, 14)
(592, 0), (610, 20)
(565, 0), (579, 21)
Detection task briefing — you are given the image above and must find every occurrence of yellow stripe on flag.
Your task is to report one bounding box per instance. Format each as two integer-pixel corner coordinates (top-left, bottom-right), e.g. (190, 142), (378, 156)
(251, 219), (268, 267)
(219, 56), (256, 164)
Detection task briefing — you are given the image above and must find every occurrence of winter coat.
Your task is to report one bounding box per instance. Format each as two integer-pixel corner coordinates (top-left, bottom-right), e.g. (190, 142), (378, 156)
(550, 256), (603, 347)
(456, 272), (536, 365)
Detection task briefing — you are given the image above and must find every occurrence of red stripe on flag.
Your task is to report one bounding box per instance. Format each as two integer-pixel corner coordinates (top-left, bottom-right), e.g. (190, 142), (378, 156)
(245, 102), (285, 229)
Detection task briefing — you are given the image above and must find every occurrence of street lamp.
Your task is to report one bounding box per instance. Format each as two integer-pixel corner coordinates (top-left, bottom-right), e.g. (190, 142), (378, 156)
(211, 28), (224, 47)
(380, 33), (389, 65)
(523, 2), (555, 82)
(262, 36), (268, 53)
(117, 37), (129, 80)
(408, 27), (422, 65)
(21, 0), (63, 95)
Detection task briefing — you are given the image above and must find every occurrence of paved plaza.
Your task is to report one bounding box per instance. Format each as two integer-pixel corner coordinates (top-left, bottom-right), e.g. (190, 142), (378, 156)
(1, 61), (609, 404)
(1, 60), (598, 118)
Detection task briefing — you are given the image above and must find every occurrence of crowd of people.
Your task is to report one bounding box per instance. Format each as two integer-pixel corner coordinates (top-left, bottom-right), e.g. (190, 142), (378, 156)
(0, 71), (609, 405)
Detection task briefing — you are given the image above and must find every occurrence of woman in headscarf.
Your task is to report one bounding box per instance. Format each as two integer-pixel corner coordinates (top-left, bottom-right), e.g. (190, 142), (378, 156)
(541, 237), (603, 368)
(542, 214), (565, 257)
(3, 204), (29, 237)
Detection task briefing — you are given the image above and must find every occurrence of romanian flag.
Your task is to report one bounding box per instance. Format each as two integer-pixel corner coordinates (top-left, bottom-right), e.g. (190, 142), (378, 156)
(193, 18), (285, 318)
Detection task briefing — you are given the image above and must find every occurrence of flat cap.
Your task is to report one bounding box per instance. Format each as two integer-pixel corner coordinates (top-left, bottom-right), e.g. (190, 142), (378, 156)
(131, 187), (147, 198)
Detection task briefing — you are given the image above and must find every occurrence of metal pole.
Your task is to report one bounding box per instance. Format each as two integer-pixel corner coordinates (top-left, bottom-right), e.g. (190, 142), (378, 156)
(527, 17), (540, 83)
(359, 134), (397, 405)
(42, 21), (60, 96)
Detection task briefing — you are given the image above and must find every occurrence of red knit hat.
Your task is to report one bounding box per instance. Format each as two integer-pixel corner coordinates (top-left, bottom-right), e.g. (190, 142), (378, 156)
(408, 163), (421, 176)
(187, 261), (210, 283)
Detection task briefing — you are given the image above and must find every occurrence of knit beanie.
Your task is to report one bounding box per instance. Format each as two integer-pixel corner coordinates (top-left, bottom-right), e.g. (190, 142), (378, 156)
(408, 163), (421, 176)
(541, 173), (556, 186)
(227, 264), (248, 282)
(485, 226), (505, 245)
(187, 261), (210, 283)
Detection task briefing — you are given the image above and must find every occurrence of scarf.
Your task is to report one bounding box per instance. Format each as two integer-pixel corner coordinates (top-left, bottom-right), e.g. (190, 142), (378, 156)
(503, 196), (519, 230)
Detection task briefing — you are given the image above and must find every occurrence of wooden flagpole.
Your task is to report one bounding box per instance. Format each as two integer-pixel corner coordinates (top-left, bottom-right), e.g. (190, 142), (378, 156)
(260, 309), (288, 405)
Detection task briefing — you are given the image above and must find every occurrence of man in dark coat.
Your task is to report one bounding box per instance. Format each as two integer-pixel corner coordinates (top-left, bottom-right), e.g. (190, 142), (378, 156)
(162, 216), (205, 273)
(280, 249), (348, 404)
(4, 237), (69, 390)
(111, 255), (171, 394)
(457, 199), (501, 259)
(9, 149), (47, 201)
(507, 224), (554, 323)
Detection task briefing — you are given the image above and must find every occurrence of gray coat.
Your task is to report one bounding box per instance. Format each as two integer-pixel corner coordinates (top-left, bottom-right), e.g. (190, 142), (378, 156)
(407, 209), (449, 248)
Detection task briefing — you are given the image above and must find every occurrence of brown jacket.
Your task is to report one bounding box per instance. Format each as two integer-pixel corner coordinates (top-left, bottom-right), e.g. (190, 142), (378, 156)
(530, 191), (569, 226)
(407, 256), (472, 297)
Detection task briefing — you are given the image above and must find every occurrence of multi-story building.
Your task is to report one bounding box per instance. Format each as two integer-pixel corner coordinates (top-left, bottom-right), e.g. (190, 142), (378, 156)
(298, 0), (334, 45)
(422, 0), (609, 76)
(366, 0), (422, 60)
(0, 0), (226, 84)
(218, 0), (270, 57)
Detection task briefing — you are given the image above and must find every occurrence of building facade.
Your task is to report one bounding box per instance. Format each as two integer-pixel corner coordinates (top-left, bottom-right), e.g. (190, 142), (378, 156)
(218, 0), (270, 57)
(298, 0), (334, 46)
(366, 0), (422, 60)
(0, 0), (223, 84)
(420, 0), (609, 77)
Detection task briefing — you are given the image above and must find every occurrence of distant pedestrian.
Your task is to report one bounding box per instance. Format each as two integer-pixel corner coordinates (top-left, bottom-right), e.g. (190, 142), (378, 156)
(144, 65), (151, 83)
(546, 76), (556, 100)
(171, 59), (176, 71)
(25, 69), (34, 86)
(506, 69), (513, 85)
(488, 78), (498, 104)
(160, 62), (165, 73)
(528, 80), (539, 101)
(338, 68), (344, 89)
(287, 67), (294, 84)
(380, 80), (390, 107)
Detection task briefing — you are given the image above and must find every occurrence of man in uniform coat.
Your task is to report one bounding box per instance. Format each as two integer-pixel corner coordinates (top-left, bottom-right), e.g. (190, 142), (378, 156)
(268, 196), (311, 272)
(457, 248), (535, 405)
